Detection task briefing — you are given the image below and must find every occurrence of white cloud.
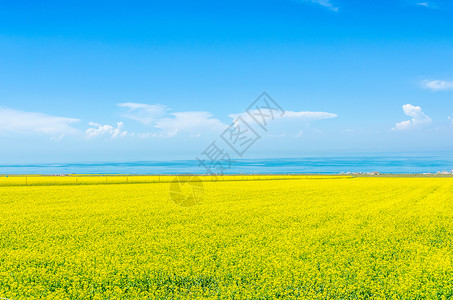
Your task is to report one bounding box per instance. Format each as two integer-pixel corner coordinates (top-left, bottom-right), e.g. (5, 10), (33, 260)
(86, 122), (128, 139)
(118, 102), (227, 137)
(416, 2), (430, 7)
(118, 103), (337, 138)
(155, 111), (227, 137)
(0, 107), (80, 136)
(229, 109), (337, 123)
(228, 109), (337, 136)
(421, 80), (453, 91)
(449, 116), (453, 127)
(296, 0), (339, 12)
(117, 103), (168, 125)
(416, 2), (438, 8)
(284, 110), (338, 120)
(393, 104), (432, 130)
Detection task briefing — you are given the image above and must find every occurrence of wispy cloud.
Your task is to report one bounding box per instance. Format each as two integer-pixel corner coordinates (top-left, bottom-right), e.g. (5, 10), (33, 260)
(229, 109), (337, 136)
(155, 112), (227, 137)
(421, 79), (453, 91)
(120, 102), (338, 138)
(416, 2), (438, 8)
(0, 107), (80, 136)
(284, 111), (338, 120)
(229, 109), (337, 123)
(393, 104), (432, 130)
(118, 102), (227, 137)
(86, 122), (129, 139)
(294, 0), (339, 12)
(416, 2), (430, 7)
(117, 103), (168, 125)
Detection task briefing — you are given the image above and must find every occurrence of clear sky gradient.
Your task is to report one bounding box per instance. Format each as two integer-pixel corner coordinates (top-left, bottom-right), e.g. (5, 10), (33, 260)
(0, 0), (452, 163)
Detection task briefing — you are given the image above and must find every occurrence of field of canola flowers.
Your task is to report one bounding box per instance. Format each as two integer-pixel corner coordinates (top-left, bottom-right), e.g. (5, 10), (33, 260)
(0, 176), (453, 299)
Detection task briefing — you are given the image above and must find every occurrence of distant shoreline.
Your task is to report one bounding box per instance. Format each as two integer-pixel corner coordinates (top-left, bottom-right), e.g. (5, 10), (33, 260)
(1, 155), (452, 175)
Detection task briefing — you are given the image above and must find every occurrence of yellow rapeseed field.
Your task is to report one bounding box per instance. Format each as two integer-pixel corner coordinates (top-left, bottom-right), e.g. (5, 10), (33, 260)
(0, 176), (452, 299)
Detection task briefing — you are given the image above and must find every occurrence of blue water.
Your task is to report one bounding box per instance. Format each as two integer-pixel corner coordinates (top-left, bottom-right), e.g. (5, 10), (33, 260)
(1, 154), (452, 175)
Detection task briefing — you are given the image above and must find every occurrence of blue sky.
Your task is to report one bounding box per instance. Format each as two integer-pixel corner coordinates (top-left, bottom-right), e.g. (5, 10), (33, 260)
(0, 0), (452, 163)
